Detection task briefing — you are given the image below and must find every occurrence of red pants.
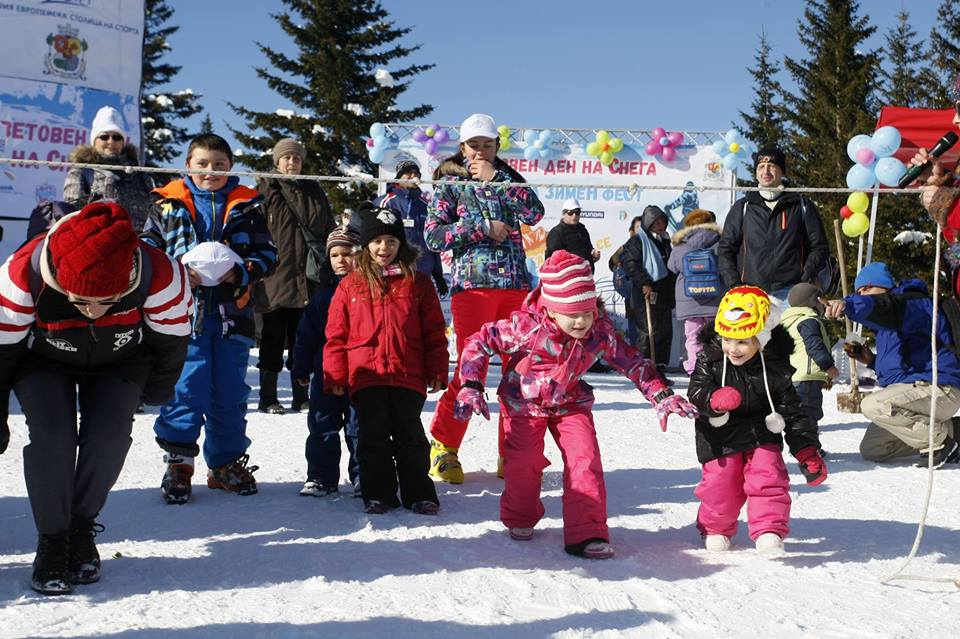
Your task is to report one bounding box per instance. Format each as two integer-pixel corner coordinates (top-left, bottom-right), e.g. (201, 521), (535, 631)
(501, 409), (609, 546)
(429, 288), (528, 450)
(694, 444), (791, 541)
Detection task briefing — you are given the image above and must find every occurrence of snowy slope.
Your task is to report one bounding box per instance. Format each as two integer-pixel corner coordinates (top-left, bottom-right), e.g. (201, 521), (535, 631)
(1, 358), (958, 639)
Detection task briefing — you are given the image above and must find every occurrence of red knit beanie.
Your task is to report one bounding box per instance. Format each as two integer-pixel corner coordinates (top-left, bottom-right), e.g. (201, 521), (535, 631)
(538, 250), (597, 314)
(48, 201), (139, 297)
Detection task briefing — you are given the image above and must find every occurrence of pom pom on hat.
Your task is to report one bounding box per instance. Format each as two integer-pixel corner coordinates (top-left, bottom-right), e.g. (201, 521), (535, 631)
(48, 201), (139, 297)
(537, 250), (597, 314)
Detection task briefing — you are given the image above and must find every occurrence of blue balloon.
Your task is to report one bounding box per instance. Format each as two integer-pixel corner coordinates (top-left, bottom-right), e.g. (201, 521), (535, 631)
(539, 129), (553, 142)
(875, 157), (907, 187)
(712, 140), (727, 155)
(722, 154), (740, 171)
(846, 134), (872, 163)
(539, 147), (551, 160)
(724, 129), (741, 145)
(869, 126), (901, 158)
(846, 163), (877, 190)
(369, 122), (385, 139)
(523, 130), (538, 145)
(523, 145), (538, 161)
(372, 135), (385, 148)
(369, 147), (385, 164)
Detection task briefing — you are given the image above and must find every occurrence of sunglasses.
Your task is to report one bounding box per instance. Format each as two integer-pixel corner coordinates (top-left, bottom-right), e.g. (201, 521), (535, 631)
(97, 134), (124, 142)
(68, 296), (122, 307)
(563, 210), (582, 216)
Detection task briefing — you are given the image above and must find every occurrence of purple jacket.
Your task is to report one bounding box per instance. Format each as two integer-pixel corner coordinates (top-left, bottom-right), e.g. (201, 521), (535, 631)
(666, 222), (723, 320)
(459, 288), (668, 417)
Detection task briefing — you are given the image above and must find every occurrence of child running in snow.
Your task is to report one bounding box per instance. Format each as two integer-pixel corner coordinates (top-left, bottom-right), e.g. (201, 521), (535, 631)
(292, 226), (362, 497)
(323, 203), (448, 515)
(454, 250), (698, 558)
(687, 285), (826, 554)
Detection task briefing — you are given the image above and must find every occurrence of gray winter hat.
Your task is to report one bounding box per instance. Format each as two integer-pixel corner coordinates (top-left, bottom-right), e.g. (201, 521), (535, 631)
(787, 282), (824, 315)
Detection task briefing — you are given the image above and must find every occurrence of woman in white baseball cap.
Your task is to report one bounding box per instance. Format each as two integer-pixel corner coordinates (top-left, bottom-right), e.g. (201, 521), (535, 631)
(423, 113), (545, 484)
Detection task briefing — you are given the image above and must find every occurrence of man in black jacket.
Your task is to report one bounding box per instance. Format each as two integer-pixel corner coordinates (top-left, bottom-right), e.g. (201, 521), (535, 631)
(717, 147), (829, 304)
(545, 198), (600, 271)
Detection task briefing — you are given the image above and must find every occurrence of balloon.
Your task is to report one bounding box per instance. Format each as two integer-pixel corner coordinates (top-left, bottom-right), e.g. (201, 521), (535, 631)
(712, 140), (727, 155)
(370, 147), (385, 164)
(875, 156), (907, 187)
(424, 139), (437, 155)
(724, 129), (741, 145)
(839, 205), (854, 219)
(539, 148), (551, 159)
(855, 147), (876, 166)
(523, 130), (538, 145)
(586, 141), (601, 156)
(846, 134), (872, 162)
(434, 129), (449, 144)
(842, 212), (870, 237)
(846, 164), (877, 190)
(651, 127), (666, 140)
(870, 126), (901, 158)
(425, 127), (435, 137)
(729, 142), (740, 153)
(661, 146), (677, 162)
(609, 138), (624, 152)
(646, 141), (663, 156)
(722, 154), (740, 171)
(533, 139), (543, 149)
(411, 128), (428, 143)
(659, 136), (670, 146)
(667, 131), (684, 146)
(366, 138), (375, 148)
(497, 125), (510, 136)
(600, 151), (614, 166)
(847, 191), (870, 215)
(369, 122), (385, 138)
(500, 139), (511, 151)
(596, 130), (611, 145)
(523, 146), (538, 161)
(539, 129), (553, 142)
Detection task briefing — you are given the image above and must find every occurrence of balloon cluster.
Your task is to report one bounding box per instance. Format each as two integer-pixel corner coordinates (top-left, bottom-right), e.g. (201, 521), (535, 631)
(840, 192), (870, 237)
(586, 130), (624, 166)
(711, 129), (753, 171)
(523, 129), (556, 161)
(645, 127), (684, 162)
(497, 125), (512, 151)
(845, 126), (906, 189)
(412, 124), (451, 156)
(366, 122), (393, 163)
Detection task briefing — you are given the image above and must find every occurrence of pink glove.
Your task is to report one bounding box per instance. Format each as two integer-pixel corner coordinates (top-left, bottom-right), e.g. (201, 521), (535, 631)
(655, 393), (699, 431)
(795, 446), (828, 486)
(710, 386), (742, 413)
(454, 386), (490, 421)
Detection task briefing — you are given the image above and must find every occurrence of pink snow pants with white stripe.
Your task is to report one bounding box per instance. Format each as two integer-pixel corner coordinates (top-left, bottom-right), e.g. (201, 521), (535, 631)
(694, 443), (791, 541)
(500, 409), (608, 546)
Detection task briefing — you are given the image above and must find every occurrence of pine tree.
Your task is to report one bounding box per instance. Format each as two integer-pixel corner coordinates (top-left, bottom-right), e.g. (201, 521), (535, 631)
(229, 0), (434, 212)
(199, 114), (214, 134)
(928, 0), (960, 107)
(880, 10), (939, 109)
(140, 0), (203, 165)
(738, 31), (787, 151)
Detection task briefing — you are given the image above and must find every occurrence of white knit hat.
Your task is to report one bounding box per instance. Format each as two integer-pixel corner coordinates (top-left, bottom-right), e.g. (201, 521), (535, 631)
(90, 106), (127, 141)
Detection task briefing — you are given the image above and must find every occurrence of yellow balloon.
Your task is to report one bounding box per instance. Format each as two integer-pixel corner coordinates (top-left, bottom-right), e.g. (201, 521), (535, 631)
(586, 142), (601, 156)
(847, 192), (870, 215)
(842, 212), (870, 237)
(596, 130), (611, 145)
(729, 142), (740, 153)
(501, 140), (511, 151)
(609, 138), (624, 152)
(600, 151), (614, 166)
(425, 127), (435, 137)
(497, 125), (510, 136)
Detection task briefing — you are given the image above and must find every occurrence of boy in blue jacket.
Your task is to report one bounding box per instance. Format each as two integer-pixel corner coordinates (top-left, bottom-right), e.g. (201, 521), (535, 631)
(292, 226), (361, 496)
(823, 262), (960, 468)
(142, 133), (277, 504)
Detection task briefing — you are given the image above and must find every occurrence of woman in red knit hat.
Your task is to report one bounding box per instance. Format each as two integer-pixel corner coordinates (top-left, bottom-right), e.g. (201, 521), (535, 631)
(0, 201), (192, 595)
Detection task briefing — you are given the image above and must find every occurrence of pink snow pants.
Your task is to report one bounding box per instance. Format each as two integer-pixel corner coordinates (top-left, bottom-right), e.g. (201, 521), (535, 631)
(682, 317), (710, 375)
(501, 409), (608, 546)
(694, 443), (791, 541)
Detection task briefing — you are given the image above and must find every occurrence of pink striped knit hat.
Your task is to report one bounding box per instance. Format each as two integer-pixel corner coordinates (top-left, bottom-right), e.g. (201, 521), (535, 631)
(537, 250), (597, 314)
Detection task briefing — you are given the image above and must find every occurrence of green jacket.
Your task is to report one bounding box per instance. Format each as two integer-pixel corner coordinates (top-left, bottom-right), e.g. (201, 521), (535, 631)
(781, 306), (830, 382)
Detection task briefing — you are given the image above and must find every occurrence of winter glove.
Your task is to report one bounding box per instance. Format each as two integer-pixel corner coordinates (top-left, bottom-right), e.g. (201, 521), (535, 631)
(795, 446), (828, 486)
(454, 385), (490, 421)
(709, 386), (742, 413)
(433, 273), (449, 298)
(654, 393), (698, 432)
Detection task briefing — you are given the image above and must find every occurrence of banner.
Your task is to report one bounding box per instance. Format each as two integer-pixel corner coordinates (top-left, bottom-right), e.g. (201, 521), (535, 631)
(0, 0), (144, 259)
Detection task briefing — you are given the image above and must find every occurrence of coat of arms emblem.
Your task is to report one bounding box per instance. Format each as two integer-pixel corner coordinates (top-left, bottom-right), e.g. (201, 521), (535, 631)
(44, 24), (88, 80)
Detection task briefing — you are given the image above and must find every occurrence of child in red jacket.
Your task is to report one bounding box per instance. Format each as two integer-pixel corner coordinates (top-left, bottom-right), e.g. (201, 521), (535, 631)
(324, 203), (448, 515)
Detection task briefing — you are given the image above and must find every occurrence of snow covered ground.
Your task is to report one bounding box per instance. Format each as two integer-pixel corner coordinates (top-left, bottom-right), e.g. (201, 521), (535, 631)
(1, 357), (958, 638)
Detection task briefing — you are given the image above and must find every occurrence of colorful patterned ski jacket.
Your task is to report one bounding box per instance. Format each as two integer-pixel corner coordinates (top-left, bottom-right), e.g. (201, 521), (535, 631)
(458, 288), (668, 417)
(141, 177), (277, 343)
(424, 159), (544, 294)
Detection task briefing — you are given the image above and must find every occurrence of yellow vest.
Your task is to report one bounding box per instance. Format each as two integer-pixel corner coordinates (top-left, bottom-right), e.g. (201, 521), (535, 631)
(780, 306), (830, 382)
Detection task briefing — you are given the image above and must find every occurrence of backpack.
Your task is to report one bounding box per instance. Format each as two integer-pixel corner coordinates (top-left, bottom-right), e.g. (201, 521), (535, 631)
(612, 263), (631, 300)
(816, 254), (841, 297)
(682, 248), (722, 299)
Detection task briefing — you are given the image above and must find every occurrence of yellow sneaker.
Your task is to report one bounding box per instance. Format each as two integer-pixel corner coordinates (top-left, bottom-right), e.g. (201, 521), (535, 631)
(429, 440), (464, 484)
(497, 455), (505, 479)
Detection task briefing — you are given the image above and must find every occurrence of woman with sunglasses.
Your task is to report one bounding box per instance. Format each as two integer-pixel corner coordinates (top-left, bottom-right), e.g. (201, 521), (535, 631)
(545, 198), (601, 271)
(62, 106), (155, 231)
(0, 201), (192, 595)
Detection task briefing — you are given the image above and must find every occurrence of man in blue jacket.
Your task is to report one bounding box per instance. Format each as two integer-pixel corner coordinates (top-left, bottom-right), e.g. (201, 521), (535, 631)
(823, 262), (960, 468)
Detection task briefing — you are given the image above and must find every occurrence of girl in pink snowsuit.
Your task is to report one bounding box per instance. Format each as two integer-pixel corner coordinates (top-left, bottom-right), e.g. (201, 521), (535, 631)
(455, 250), (697, 558)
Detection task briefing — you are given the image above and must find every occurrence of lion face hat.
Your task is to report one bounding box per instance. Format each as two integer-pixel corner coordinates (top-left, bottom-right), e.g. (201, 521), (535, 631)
(714, 285), (780, 347)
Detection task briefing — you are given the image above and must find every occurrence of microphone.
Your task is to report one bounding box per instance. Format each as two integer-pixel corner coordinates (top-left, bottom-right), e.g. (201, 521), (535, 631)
(897, 131), (959, 188)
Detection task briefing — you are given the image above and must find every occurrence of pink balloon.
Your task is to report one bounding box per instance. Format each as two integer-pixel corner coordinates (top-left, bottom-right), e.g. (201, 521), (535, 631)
(645, 141), (663, 156)
(434, 129), (449, 144)
(411, 128), (428, 142)
(651, 127), (667, 140)
(667, 131), (684, 146)
(661, 146), (677, 162)
(366, 139), (375, 148)
(855, 147), (876, 166)
(424, 138), (437, 155)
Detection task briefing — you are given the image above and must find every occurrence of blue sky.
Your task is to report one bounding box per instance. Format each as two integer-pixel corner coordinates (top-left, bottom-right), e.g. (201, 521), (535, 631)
(164, 0), (938, 164)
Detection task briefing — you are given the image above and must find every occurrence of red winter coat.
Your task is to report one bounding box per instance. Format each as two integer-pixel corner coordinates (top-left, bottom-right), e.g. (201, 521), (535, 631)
(323, 270), (448, 398)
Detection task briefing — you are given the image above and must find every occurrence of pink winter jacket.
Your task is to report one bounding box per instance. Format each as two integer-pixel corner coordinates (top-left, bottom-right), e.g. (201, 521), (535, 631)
(459, 291), (668, 417)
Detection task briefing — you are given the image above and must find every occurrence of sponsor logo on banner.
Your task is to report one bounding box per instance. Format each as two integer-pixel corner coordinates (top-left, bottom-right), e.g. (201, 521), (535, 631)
(580, 209), (604, 219)
(44, 24), (88, 80)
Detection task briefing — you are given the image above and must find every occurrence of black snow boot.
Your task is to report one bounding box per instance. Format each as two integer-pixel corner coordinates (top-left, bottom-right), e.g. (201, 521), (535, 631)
(258, 370), (285, 415)
(68, 517), (104, 584)
(32, 534), (72, 595)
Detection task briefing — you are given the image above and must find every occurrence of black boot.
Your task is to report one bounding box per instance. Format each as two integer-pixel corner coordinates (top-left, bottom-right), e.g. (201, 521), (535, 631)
(32, 533), (72, 595)
(69, 517), (104, 584)
(291, 373), (309, 413)
(258, 370), (284, 414)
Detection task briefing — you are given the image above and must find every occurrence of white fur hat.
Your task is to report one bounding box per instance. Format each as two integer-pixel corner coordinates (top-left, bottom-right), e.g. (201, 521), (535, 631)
(90, 106), (127, 141)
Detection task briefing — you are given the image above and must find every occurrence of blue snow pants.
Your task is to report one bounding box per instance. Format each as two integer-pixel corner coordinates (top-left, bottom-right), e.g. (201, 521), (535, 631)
(306, 375), (359, 487)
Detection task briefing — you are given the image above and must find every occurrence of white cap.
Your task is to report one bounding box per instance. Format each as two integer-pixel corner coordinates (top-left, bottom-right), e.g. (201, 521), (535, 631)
(459, 113), (497, 142)
(562, 198), (581, 211)
(90, 106), (127, 141)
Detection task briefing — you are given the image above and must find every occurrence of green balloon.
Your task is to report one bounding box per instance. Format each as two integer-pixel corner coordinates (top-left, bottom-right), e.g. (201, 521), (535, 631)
(586, 142), (600, 156)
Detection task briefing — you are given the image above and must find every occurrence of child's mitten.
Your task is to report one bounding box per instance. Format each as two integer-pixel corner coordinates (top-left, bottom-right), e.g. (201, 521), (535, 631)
(654, 392), (699, 431)
(710, 386), (742, 412)
(454, 383), (490, 421)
